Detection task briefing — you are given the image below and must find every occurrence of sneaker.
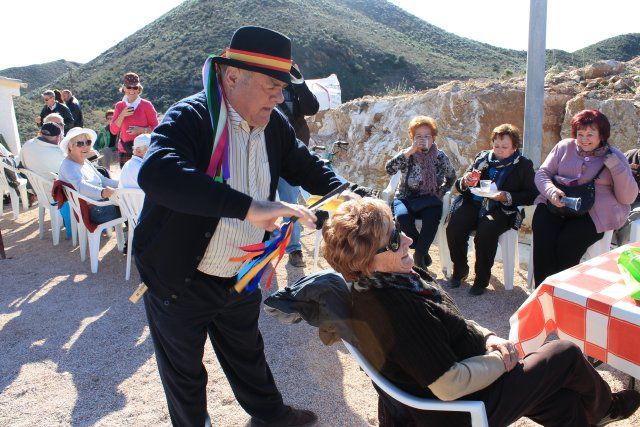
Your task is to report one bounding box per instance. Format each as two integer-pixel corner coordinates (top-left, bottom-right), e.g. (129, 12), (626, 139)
(250, 406), (318, 427)
(597, 390), (640, 426)
(288, 250), (305, 267)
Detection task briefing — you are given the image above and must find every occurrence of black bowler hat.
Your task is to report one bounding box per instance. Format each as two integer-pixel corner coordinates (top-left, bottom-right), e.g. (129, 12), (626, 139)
(212, 26), (295, 83)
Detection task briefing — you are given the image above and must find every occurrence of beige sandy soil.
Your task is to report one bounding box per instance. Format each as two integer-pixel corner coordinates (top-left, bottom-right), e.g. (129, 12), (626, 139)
(0, 203), (637, 426)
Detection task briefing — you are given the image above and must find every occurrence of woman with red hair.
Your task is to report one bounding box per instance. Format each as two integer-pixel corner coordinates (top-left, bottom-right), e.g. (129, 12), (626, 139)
(532, 109), (637, 287)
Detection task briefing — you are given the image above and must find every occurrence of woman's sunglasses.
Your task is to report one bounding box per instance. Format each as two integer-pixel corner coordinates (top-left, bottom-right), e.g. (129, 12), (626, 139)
(75, 140), (92, 147)
(126, 86), (140, 90)
(376, 221), (402, 254)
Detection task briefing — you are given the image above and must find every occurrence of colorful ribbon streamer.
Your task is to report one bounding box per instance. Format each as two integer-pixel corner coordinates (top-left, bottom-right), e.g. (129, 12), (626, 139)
(230, 220), (294, 293)
(202, 56), (230, 182)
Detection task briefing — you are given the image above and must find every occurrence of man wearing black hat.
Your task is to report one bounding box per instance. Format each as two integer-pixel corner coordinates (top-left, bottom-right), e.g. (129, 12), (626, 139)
(18, 123), (65, 179)
(135, 26), (348, 426)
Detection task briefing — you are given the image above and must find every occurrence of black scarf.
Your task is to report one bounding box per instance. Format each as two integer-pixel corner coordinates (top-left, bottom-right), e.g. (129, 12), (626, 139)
(354, 270), (443, 303)
(475, 150), (521, 213)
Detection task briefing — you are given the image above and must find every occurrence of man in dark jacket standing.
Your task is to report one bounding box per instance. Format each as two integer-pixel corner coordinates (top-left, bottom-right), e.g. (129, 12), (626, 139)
(135, 26), (344, 427)
(275, 65), (320, 267)
(62, 89), (84, 127)
(39, 90), (74, 133)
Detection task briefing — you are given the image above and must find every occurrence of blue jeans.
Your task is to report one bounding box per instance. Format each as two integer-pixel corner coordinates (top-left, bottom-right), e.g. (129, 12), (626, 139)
(89, 205), (121, 225)
(277, 178), (302, 253)
(393, 198), (442, 254)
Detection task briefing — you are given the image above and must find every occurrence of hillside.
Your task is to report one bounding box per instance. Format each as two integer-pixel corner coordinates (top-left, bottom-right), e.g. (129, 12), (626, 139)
(44, 0), (532, 111)
(0, 59), (81, 93)
(10, 0), (640, 140)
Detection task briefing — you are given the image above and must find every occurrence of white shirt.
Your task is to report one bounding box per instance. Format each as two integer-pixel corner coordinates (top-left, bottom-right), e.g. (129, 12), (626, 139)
(118, 155), (143, 189)
(197, 102), (271, 277)
(19, 137), (65, 180)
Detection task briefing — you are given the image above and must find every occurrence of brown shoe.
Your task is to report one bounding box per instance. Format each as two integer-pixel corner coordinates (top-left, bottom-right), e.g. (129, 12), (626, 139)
(597, 389), (640, 426)
(288, 250), (305, 267)
(250, 406), (318, 426)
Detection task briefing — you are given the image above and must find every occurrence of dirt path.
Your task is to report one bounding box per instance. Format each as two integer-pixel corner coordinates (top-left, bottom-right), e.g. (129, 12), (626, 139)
(0, 204), (636, 426)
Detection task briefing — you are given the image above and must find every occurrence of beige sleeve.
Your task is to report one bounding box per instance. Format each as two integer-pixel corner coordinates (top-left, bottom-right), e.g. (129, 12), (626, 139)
(428, 351), (506, 401)
(466, 319), (495, 340)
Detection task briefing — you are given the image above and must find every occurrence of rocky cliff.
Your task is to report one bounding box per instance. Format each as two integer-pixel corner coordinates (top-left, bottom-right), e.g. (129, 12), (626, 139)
(309, 57), (640, 191)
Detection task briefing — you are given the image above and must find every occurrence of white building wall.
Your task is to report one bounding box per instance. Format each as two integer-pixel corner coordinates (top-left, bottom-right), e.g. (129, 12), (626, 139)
(0, 77), (24, 155)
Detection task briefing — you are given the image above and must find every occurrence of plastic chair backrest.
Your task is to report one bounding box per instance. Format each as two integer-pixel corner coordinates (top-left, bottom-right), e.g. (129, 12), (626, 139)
(114, 188), (145, 227)
(342, 340), (489, 426)
(62, 186), (83, 224)
(20, 169), (55, 206)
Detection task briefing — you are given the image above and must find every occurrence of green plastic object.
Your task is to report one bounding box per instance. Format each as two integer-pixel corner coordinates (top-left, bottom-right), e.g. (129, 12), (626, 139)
(618, 248), (640, 300)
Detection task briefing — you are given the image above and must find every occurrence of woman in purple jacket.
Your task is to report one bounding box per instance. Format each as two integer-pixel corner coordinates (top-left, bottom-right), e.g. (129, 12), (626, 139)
(532, 109), (637, 287)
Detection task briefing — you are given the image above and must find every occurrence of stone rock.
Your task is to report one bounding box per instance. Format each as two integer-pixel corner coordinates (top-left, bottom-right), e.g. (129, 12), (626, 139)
(614, 78), (634, 92)
(583, 60), (625, 80)
(307, 56), (639, 192)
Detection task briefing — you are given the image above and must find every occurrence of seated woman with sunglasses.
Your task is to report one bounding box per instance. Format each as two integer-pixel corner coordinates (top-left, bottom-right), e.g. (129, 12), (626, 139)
(321, 197), (640, 426)
(58, 127), (121, 224)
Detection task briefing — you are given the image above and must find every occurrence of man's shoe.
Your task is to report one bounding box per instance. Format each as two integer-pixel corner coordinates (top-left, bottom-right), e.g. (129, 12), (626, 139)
(448, 267), (469, 288)
(413, 250), (427, 270)
(468, 285), (485, 296)
(250, 406), (318, 427)
(597, 389), (640, 426)
(288, 250), (305, 267)
(423, 253), (433, 268)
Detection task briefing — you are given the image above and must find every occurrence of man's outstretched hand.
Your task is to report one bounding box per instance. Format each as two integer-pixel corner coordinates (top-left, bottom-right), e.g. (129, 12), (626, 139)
(245, 200), (317, 232)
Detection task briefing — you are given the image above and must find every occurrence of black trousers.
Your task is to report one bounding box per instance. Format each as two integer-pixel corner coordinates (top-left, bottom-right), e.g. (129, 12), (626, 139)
(532, 204), (603, 287)
(473, 340), (612, 427)
(143, 271), (286, 426)
(446, 200), (511, 286)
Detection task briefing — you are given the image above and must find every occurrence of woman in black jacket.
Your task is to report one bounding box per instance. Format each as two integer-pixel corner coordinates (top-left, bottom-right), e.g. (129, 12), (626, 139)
(446, 124), (538, 295)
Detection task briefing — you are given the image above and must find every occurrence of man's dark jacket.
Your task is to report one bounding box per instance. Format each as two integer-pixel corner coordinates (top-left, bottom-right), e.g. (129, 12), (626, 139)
(134, 90), (342, 299)
(39, 102), (74, 133)
(65, 96), (84, 127)
(276, 83), (319, 145)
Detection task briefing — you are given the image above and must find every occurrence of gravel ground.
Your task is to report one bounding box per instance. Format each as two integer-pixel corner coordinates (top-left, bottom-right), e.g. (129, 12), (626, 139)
(0, 201), (637, 427)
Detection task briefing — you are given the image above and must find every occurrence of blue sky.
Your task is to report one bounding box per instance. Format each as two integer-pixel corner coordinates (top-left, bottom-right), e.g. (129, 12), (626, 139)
(1, 0), (638, 70)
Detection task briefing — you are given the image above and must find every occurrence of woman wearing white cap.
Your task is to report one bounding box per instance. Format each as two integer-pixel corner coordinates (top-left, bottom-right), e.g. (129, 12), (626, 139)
(118, 133), (150, 189)
(58, 127), (121, 224)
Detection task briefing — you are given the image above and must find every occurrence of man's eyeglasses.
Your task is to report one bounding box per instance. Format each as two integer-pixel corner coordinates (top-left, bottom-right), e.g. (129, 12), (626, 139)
(376, 221), (403, 254)
(126, 86), (140, 90)
(75, 140), (92, 147)
(43, 97), (52, 102)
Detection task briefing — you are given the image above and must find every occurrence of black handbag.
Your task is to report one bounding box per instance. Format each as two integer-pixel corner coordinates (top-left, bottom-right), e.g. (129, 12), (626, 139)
(403, 159), (442, 213)
(546, 163), (607, 218)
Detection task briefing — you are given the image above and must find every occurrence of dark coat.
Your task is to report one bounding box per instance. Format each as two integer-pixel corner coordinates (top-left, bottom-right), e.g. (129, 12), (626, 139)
(65, 96), (84, 127)
(276, 83), (319, 145)
(134, 90), (342, 299)
(40, 102), (74, 133)
(454, 150), (539, 210)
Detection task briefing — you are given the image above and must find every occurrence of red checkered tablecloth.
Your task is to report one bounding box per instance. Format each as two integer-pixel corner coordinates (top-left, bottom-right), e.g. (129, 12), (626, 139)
(509, 243), (640, 380)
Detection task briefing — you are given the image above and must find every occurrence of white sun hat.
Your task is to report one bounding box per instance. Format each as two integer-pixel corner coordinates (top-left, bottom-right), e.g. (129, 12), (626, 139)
(59, 127), (98, 156)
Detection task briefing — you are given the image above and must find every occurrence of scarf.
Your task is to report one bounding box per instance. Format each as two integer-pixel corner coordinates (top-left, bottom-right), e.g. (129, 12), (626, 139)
(412, 142), (439, 196)
(122, 95), (142, 110)
(354, 270), (443, 303)
(473, 150), (521, 214)
(202, 56), (231, 182)
(577, 141), (609, 158)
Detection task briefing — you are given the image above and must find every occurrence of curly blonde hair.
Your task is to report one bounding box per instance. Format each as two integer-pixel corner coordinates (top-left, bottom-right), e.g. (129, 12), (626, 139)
(322, 198), (392, 282)
(408, 116), (438, 140)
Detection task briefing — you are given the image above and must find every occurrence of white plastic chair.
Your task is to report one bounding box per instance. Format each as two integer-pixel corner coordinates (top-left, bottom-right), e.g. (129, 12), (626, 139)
(113, 188), (145, 280)
(19, 169), (64, 245)
(526, 230), (614, 291)
(629, 207), (640, 243)
(63, 186), (126, 273)
(0, 161), (29, 220)
(342, 340), (489, 427)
